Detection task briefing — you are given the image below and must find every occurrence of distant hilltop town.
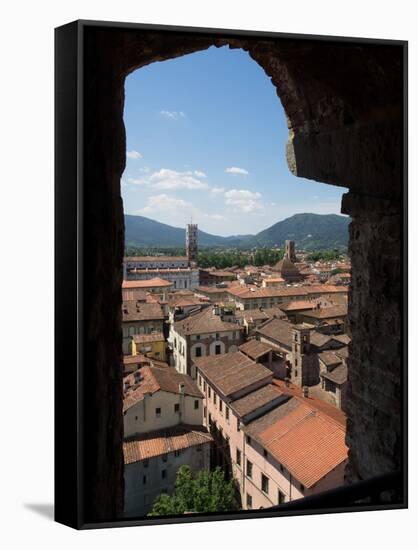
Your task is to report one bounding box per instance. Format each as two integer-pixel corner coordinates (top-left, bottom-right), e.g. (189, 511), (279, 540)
(121, 223), (351, 517)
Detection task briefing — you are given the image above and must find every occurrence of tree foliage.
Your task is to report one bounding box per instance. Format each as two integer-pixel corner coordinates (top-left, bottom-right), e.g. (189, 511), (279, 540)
(148, 465), (240, 516)
(306, 249), (343, 262)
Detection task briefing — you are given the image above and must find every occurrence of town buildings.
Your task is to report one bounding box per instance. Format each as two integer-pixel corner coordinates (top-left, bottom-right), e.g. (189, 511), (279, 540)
(168, 306), (244, 379)
(122, 299), (165, 354)
(194, 351), (348, 509)
(123, 224), (200, 290)
(123, 365), (212, 517)
(121, 236), (352, 516)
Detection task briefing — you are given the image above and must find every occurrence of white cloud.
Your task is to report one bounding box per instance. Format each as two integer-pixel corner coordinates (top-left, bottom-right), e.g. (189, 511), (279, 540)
(126, 168), (208, 191)
(138, 194), (191, 215)
(225, 166), (249, 176)
(149, 169), (208, 190)
(211, 186), (225, 194)
(137, 194), (226, 224)
(160, 110), (186, 119)
(126, 150), (142, 159)
(127, 177), (147, 185)
(224, 189), (263, 213)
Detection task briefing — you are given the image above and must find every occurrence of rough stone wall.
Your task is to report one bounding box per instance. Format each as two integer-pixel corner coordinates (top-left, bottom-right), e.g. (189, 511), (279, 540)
(81, 24), (404, 519)
(342, 192), (403, 481)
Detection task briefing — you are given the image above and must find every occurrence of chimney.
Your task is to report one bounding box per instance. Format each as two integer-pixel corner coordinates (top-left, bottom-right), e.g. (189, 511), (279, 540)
(178, 382), (185, 394)
(302, 386), (309, 398)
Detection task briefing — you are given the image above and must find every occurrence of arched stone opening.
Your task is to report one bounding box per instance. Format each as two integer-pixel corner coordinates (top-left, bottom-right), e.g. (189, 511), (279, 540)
(82, 25), (403, 521)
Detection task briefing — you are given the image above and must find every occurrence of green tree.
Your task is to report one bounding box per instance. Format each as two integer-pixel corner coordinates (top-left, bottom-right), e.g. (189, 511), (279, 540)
(148, 465), (240, 516)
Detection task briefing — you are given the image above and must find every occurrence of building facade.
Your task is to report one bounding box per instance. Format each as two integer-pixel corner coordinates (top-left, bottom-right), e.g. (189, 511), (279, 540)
(194, 352), (347, 510)
(168, 307), (244, 379)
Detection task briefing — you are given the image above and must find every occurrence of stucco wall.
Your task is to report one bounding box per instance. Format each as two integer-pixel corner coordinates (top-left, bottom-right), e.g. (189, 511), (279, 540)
(124, 390), (203, 438)
(124, 442), (211, 517)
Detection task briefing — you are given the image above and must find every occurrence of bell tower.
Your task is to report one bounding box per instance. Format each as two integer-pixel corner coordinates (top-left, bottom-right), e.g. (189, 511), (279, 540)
(186, 223), (198, 263)
(285, 240), (297, 263)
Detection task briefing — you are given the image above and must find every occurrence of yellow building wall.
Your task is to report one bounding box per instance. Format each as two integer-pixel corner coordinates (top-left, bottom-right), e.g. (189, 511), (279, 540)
(131, 338), (166, 362)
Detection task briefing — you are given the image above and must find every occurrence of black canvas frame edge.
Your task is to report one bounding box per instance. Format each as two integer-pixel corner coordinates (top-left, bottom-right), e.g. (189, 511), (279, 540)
(54, 18), (408, 530)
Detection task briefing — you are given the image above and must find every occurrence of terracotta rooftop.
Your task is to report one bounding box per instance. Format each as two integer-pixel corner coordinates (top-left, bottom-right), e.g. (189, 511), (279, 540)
(121, 289), (148, 302)
(228, 286), (310, 300)
(272, 379), (346, 426)
(280, 300), (317, 312)
(123, 365), (202, 411)
(300, 305), (347, 319)
(318, 351), (343, 367)
(122, 278), (173, 289)
(124, 256), (189, 262)
(256, 318), (294, 349)
(122, 300), (165, 322)
(245, 397), (348, 488)
(124, 425), (213, 464)
(235, 307), (286, 323)
(230, 384), (286, 418)
(239, 339), (273, 360)
(173, 307), (243, 337)
(194, 351), (272, 398)
(321, 364), (348, 385)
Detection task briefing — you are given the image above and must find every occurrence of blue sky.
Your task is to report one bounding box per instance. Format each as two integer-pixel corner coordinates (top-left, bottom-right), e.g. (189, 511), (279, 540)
(122, 46), (347, 237)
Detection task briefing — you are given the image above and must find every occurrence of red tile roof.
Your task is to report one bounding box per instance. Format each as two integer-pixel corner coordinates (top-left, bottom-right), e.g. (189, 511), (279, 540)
(173, 307), (243, 337)
(124, 425), (212, 464)
(194, 351), (272, 398)
(123, 366), (202, 411)
(239, 339), (273, 360)
(248, 399), (348, 488)
(122, 278), (173, 289)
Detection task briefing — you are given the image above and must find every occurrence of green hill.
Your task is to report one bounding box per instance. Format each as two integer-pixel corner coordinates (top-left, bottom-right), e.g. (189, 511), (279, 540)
(124, 213), (350, 251)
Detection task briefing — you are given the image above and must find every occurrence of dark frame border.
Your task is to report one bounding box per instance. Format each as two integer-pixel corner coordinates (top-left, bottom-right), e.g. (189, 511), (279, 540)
(55, 18), (408, 530)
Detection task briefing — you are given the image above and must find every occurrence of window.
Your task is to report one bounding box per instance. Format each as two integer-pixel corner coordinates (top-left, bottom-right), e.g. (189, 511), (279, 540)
(226, 407), (229, 422)
(215, 344), (221, 355)
(155, 407), (161, 417)
(204, 406), (207, 418)
(237, 418), (241, 432)
(295, 358), (298, 366)
(195, 347), (202, 357)
(162, 470), (167, 479)
(261, 474), (269, 494)
(295, 369), (298, 377)
(196, 334), (200, 340)
(213, 393), (216, 405)
(143, 475), (147, 485)
(246, 494), (252, 509)
(215, 333), (220, 339)
(246, 435), (251, 445)
(246, 460), (253, 479)
(162, 454), (167, 463)
(208, 413), (212, 427)
(236, 448), (241, 466)
(194, 399), (199, 410)
(174, 450), (181, 457)
(174, 403), (180, 413)
(203, 381), (206, 391)
(278, 490), (286, 504)
(219, 400), (223, 413)
(143, 459), (149, 468)
(208, 387), (211, 398)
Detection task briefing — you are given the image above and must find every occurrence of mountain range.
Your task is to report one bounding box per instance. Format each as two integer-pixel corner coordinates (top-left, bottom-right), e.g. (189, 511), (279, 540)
(124, 213), (350, 251)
